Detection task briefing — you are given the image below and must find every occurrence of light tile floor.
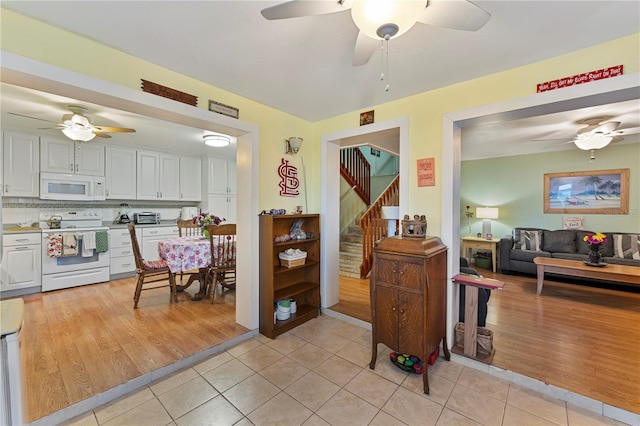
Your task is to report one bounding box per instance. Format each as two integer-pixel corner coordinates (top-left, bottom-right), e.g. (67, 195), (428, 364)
(63, 316), (627, 426)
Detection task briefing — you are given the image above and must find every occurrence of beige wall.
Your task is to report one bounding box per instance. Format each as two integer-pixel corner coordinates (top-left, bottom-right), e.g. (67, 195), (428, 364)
(2, 8), (639, 226)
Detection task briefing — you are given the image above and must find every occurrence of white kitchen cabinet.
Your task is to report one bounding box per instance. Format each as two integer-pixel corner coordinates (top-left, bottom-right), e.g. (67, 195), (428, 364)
(109, 228), (140, 276)
(207, 193), (237, 223)
(207, 157), (236, 195)
(1, 233), (41, 292)
(179, 156), (202, 201)
(105, 146), (137, 199)
(141, 226), (179, 261)
(2, 132), (40, 198)
(137, 150), (180, 200)
(40, 137), (105, 176)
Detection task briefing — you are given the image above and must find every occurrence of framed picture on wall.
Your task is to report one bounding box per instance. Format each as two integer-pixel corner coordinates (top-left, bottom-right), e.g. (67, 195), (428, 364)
(543, 168), (629, 214)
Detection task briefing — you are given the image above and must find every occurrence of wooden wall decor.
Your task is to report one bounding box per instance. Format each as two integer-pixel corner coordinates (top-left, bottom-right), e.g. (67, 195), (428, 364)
(141, 79), (197, 106)
(209, 100), (239, 119)
(360, 110), (374, 126)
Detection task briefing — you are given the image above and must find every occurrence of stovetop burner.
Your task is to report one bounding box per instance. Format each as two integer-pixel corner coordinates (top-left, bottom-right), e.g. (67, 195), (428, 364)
(39, 210), (106, 231)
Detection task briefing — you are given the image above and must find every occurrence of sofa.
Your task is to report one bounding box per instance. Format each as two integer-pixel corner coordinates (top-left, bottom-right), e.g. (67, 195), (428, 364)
(499, 228), (640, 275)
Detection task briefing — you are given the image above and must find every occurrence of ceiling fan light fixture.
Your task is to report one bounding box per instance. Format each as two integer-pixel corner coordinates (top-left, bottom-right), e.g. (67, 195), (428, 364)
(61, 127), (96, 142)
(203, 134), (231, 147)
(351, 0), (425, 40)
(573, 134), (612, 150)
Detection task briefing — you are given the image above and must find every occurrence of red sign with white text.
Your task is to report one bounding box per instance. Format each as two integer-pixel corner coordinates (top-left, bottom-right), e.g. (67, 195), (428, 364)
(536, 65), (623, 93)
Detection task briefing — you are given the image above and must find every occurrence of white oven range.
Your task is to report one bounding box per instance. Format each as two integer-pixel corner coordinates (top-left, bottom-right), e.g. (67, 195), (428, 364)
(39, 211), (110, 292)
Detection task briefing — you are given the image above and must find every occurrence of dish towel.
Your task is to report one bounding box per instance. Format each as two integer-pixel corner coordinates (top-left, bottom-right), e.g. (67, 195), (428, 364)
(47, 233), (62, 258)
(82, 232), (96, 257)
(62, 233), (78, 257)
(95, 231), (109, 253)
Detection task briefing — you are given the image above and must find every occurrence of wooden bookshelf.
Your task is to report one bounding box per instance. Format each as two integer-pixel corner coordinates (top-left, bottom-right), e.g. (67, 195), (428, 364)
(259, 214), (321, 338)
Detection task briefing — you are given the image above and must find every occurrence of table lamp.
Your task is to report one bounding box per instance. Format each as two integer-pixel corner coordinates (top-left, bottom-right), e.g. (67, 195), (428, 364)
(381, 206), (399, 237)
(476, 207), (499, 238)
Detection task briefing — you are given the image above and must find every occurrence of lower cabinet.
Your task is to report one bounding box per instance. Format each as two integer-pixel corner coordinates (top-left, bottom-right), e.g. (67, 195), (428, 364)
(109, 228), (139, 276)
(141, 226), (179, 261)
(1, 233), (41, 293)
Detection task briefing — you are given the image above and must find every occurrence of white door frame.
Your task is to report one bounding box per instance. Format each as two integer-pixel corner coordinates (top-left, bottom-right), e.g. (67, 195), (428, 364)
(1, 51), (261, 330)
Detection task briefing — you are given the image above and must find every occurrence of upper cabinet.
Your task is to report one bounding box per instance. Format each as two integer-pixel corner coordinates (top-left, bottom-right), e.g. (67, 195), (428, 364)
(136, 150), (180, 200)
(2, 132), (40, 197)
(40, 137), (105, 176)
(105, 146), (137, 200)
(207, 157), (236, 195)
(179, 156), (202, 201)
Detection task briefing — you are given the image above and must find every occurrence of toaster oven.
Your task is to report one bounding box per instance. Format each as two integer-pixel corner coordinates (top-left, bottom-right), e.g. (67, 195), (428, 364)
(133, 212), (161, 224)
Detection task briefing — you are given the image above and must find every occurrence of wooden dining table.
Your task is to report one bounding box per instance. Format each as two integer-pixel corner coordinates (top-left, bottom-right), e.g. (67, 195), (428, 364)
(158, 236), (211, 300)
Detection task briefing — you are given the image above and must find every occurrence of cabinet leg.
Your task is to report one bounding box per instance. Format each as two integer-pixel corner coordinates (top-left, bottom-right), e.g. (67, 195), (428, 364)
(422, 369), (430, 394)
(369, 342), (377, 369)
(442, 336), (451, 361)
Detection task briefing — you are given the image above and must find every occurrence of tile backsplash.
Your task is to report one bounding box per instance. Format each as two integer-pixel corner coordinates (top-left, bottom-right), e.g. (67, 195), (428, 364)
(2, 199), (199, 226)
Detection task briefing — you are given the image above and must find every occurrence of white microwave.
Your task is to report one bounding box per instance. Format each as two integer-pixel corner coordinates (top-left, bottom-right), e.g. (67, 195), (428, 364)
(40, 172), (106, 201)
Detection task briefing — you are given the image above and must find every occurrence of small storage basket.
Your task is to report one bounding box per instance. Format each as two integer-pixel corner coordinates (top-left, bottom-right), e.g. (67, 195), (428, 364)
(279, 249), (307, 268)
(455, 322), (493, 355)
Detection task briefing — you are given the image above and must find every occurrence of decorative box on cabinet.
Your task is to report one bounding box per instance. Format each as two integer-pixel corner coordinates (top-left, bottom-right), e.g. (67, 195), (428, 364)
(259, 214), (321, 339)
(369, 235), (450, 394)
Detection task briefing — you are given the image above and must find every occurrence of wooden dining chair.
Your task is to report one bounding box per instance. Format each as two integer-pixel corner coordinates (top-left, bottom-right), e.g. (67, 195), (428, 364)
(175, 218), (205, 289)
(205, 223), (237, 303)
(128, 223), (178, 308)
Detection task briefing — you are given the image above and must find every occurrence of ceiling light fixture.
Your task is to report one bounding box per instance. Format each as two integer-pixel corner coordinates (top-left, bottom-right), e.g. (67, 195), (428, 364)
(61, 115), (96, 141)
(203, 134), (231, 147)
(573, 133), (613, 150)
(351, 0), (426, 92)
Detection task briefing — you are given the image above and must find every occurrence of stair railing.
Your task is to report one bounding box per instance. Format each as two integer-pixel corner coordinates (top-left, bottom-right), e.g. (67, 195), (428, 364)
(340, 148), (370, 205)
(358, 176), (399, 278)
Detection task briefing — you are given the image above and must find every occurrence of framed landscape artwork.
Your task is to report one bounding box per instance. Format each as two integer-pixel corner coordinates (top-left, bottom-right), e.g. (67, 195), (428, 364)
(544, 168), (629, 214)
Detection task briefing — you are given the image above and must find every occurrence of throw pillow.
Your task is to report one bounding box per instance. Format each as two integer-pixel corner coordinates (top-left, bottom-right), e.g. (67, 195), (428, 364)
(542, 230), (576, 253)
(513, 229), (542, 251)
(613, 234), (640, 260)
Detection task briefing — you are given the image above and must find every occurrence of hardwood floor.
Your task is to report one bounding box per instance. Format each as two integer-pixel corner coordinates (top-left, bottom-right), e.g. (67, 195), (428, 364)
(20, 277), (247, 423)
(332, 267), (640, 415)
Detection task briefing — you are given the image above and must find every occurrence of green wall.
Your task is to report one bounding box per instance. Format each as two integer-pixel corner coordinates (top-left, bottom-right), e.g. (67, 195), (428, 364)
(461, 143), (639, 238)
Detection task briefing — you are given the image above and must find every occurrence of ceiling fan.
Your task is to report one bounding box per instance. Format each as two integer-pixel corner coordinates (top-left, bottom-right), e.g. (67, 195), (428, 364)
(261, 0), (491, 66)
(535, 117), (638, 149)
(9, 105), (136, 142)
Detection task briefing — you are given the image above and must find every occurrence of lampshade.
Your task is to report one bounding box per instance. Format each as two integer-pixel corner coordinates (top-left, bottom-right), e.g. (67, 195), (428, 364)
(476, 207), (499, 219)
(203, 134), (231, 147)
(351, 0), (425, 40)
(285, 137), (303, 154)
(573, 134), (613, 151)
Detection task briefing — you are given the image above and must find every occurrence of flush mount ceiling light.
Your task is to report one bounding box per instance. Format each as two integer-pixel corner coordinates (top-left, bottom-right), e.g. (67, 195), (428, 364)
(203, 134), (231, 147)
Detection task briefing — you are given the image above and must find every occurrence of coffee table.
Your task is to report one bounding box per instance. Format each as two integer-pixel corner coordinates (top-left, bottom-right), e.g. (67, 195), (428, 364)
(533, 257), (640, 295)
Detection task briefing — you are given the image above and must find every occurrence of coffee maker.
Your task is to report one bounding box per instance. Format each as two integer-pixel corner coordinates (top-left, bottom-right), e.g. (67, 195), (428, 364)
(116, 203), (131, 224)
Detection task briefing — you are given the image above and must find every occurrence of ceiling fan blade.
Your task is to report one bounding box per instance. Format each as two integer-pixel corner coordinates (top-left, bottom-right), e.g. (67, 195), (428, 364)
(92, 132), (112, 139)
(615, 126), (640, 136)
(261, 0), (348, 20)
(8, 112), (58, 124)
(92, 126), (136, 133)
(418, 0), (491, 31)
(353, 31), (380, 66)
(591, 121), (620, 134)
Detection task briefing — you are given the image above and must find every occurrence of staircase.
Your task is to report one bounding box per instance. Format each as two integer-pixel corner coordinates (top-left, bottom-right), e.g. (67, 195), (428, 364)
(339, 221), (364, 279)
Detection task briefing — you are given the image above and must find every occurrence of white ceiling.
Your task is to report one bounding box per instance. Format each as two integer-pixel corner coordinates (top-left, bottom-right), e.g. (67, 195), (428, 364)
(1, 1), (639, 160)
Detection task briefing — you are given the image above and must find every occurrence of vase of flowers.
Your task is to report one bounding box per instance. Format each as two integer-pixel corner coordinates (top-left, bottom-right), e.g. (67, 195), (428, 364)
(192, 213), (225, 239)
(583, 232), (606, 264)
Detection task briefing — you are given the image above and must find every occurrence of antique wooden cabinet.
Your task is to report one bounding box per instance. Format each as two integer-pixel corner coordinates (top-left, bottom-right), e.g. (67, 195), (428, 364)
(259, 214), (321, 338)
(369, 235), (450, 394)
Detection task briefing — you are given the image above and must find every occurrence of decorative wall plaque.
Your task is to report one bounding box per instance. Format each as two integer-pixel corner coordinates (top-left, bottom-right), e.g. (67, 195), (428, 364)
(417, 157), (435, 187)
(360, 110), (374, 126)
(209, 100), (239, 119)
(278, 158), (300, 197)
(141, 79), (197, 106)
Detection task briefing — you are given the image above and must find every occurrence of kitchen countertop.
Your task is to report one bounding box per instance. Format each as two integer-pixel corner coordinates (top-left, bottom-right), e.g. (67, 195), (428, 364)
(3, 224), (42, 234)
(106, 220), (179, 229)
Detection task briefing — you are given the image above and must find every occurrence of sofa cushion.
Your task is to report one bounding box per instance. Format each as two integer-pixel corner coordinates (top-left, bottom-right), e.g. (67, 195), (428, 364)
(613, 234), (640, 260)
(513, 229), (543, 251)
(542, 230), (576, 253)
(510, 249), (550, 262)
